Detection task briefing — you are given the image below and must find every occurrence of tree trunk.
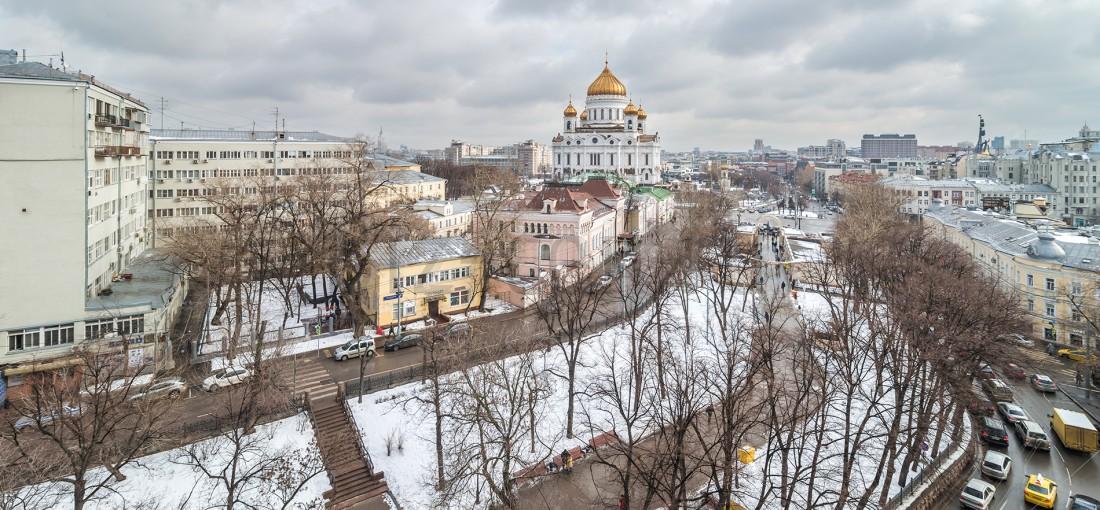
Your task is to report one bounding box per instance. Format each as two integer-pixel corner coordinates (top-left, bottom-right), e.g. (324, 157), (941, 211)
(566, 359), (576, 438)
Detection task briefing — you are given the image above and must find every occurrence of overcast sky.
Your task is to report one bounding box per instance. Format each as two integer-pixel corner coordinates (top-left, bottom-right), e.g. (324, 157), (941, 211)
(4, 0), (1099, 152)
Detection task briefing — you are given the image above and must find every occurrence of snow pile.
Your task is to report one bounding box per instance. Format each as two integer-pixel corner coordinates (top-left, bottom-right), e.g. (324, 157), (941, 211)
(202, 275), (339, 356)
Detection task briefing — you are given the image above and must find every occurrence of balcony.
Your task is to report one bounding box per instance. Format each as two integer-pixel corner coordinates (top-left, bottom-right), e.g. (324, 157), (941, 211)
(95, 145), (142, 158)
(93, 114), (135, 130)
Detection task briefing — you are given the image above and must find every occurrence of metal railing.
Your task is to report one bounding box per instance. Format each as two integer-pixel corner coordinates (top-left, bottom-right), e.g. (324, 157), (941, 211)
(882, 413), (975, 510)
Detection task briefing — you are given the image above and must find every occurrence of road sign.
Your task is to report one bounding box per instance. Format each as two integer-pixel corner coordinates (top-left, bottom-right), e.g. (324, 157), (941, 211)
(383, 294), (399, 301)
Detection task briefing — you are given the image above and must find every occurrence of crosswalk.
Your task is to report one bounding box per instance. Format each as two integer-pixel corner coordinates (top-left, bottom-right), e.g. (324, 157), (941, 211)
(287, 357), (339, 403)
(1017, 348), (1078, 381)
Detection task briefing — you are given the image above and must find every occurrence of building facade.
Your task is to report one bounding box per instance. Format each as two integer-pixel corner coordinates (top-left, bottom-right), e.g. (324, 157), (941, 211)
(0, 62), (183, 392)
(501, 184), (619, 278)
(363, 237), (483, 327)
(861, 134), (918, 159)
(551, 60), (662, 184)
(413, 199), (473, 238)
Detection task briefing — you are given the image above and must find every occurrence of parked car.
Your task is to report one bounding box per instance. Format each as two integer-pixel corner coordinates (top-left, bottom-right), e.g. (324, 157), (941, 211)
(13, 405), (82, 431)
(984, 378), (1015, 402)
(1068, 494), (1100, 510)
(1023, 473), (1057, 509)
(998, 402), (1029, 424)
(129, 378), (187, 400)
(1057, 348), (1095, 363)
(960, 478), (996, 509)
(1004, 363), (1026, 380)
(979, 416), (1010, 446)
(333, 337), (376, 361)
(980, 450), (1012, 480)
(1014, 420), (1052, 450)
(1030, 374), (1058, 393)
(445, 322), (471, 338)
(619, 254), (636, 270)
(384, 333), (423, 352)
(201, 367), (252, 392)
(967, 390), (998, 417)
(978, 362), (996, 380)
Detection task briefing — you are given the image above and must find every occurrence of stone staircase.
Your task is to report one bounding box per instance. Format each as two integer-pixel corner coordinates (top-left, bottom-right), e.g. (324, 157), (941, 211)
(309, 396), (390, 510)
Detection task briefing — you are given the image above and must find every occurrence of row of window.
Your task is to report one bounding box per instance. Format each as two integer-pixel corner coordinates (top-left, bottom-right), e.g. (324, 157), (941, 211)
(7, 323), (74, 352)
(556, 152), (649, 167)
(391, 266), (472, 290)
(155, 150), (353, 160)
(154, 166), (358, 179)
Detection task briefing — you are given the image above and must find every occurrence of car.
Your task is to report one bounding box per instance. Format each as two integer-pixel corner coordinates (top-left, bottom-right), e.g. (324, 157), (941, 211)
(1023, 473), (1057, 509)
(979, 416), (1010, 446)
(978, 362), (996, 380)
(1068, 494), (1100, 510)
(1013, 420), (1052, 450)
(960, 478), (996, 509)
(619, 255), (637, 269)
(1058, 348), (1094, 363)
(129, 377), (187, 400)
(998, 402), (1029, 424)
(1004, 363), (1026, 380)
(13, 405), (82, 431)
(445, 322), (471, 338)
(984, 378), (1015, 402)
(980, 450), (1012, 480)
(1030, 374), (1058, 392)
(334, 337), (377, 361)
(1006, 333), (1034, 348)
(383, 332), (423, 352)
(590, 275), (614, 292)
(201, 367), (252, 392)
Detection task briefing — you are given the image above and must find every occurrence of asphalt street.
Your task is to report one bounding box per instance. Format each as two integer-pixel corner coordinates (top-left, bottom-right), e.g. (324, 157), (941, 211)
(936, 347), (1100, 509)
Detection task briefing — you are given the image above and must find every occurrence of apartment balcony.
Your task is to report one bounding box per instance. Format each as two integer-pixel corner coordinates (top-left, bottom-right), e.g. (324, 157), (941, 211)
(94, 145), (142, 158)
(93, 114), (135, 130)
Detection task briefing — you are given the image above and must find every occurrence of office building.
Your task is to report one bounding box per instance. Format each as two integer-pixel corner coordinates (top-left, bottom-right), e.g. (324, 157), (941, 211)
(861, 134), (918, 159)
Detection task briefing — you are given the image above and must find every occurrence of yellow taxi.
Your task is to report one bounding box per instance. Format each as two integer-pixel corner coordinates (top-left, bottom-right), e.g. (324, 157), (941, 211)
(1056, 348), (1097, 363)
(1023, 473), (1057, 508)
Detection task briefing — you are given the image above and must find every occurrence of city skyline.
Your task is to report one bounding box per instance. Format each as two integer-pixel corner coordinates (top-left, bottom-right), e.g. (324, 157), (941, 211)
(3, 0), (1099, 152)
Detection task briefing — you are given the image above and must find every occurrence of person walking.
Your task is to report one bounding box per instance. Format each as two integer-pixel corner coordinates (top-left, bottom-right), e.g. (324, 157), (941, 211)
(560, 450), (571, 473)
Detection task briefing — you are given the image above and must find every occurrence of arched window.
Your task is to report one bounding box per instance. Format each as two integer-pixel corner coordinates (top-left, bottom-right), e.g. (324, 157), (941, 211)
(543, 223), (548, 233)
(524, 223), (529, 233)
(540, 244), (551, 260)
(566, 121), (572, 130)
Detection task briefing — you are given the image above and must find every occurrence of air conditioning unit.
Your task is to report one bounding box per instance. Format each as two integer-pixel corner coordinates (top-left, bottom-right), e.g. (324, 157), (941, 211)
(133, 231), (141, 238)
(173, 197), (181, 202)
(129, 207), (136, 214)
(192, 159), (199, 164)
(164, 160), (171, 164)
(266, 159), (274, 163)
(202, 159), (209, 163)
(157, 179), (164, 184)
(186, 178), (193, 183)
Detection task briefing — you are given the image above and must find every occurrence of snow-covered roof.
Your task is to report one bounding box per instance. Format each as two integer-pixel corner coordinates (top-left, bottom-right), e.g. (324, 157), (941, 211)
(371, 237), (479, 268)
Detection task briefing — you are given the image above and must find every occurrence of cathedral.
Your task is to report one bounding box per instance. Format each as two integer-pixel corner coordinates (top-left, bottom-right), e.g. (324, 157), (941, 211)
(552, 59), (662, 184)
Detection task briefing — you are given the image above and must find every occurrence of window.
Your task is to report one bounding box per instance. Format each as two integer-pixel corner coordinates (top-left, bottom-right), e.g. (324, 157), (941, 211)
(85, 318), (115, 340)
(1027, 299), (1035, 312)
(1045, 302), (1056, 317)
(43, 324), (75, 347)
(1045, 278), (1055, 291)
(449, 289), (470, 306)
(1073, 310), (1082, 322)
(540, 244), (551, 260)
(1072, 281), (1083, 295)
(117, 315), (144, 337)
(1026, 274), (1033, 287)
(390, 300), (416, 319)
(7, 328), (41, 351)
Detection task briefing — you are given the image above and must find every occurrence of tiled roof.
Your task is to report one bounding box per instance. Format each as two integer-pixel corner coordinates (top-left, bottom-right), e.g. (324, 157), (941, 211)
(575, 178), (622, 199)
(370, 237), (479, 268)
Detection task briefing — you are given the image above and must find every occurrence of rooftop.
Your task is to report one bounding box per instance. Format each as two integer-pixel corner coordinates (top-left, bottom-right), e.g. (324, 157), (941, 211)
(370, 237), (479, 268)
(151, 128), (347, 142)
(0, 62), (146, 107)
(86, 251), (184, 312)
(382, 169), (445, 185)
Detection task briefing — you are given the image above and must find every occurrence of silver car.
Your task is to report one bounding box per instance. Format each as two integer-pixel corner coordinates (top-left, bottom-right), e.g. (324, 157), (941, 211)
(980, 450), (1012, 480)
(960, 478), (996, 509)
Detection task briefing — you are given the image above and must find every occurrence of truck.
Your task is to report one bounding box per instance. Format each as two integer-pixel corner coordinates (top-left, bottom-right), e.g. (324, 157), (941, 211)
(1049, 408), (1099, 453)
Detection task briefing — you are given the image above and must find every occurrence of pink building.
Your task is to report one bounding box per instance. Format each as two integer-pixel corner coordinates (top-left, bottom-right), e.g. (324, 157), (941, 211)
(502, 182), (621, 278)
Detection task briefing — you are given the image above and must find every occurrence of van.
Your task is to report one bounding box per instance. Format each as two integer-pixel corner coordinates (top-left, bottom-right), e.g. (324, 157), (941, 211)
(1013, 420), (1051, 450)
(333, 337), (376, 362)
(1049, 408), (1099, 453)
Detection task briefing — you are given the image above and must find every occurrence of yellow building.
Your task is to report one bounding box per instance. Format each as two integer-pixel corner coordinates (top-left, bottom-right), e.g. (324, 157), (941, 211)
(924, 203), (1100, 345)
(364, 237), (483, 327)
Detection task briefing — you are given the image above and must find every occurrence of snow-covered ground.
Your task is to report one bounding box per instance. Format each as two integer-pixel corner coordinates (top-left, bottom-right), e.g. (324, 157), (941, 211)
(15, 413), (330, 509)
(349, 284), (748, 510)
(202, 275), (338, 356)
(776, 208), (819, 219)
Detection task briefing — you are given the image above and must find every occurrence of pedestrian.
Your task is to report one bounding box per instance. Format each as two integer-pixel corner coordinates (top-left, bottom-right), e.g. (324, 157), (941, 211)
(546, 460), (558, 473)
(618, 494), (627, 510)
(560, 450), (571, 473)
(565, 455), (574, 473)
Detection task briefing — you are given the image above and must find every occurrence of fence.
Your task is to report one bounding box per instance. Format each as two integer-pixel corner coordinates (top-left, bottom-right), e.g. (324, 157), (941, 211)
(882, 413), (976, 510)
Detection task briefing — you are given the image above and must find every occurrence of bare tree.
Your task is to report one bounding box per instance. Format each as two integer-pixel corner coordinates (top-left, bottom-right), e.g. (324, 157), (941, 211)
(467, 167), (523, 312)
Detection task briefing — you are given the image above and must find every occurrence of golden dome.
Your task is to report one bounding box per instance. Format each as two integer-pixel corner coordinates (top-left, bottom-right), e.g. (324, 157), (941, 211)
(579, 110), (588, 120)
(623, 100), (638, 115)
(563, 100), (577, 117)
(586, 63), (628, 97)
(636, 105), (647, 120)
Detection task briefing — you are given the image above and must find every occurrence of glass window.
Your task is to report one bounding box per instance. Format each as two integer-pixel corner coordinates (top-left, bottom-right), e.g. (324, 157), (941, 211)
(1046, 278), (1055, 291)
(540, 244), (551, 260)
(1046, 303), (1056, 317)
(7, 328), (41, 351)
(1026, 274), (1034, 287)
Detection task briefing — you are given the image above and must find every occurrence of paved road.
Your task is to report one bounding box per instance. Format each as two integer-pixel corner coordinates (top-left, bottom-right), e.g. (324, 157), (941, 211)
(935, 347), (1100, 509)
(734, 198), (837, 236)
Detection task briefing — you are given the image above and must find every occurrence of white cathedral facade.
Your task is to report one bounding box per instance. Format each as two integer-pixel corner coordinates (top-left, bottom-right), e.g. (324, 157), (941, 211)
(552, 61), (662, 184)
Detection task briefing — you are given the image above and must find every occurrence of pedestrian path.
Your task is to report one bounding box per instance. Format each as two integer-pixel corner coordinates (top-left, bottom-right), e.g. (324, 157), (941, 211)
(289, 357), (339, 403)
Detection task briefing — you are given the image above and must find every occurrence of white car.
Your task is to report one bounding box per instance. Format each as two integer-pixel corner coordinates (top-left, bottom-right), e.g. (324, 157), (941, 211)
(333, 337), (376, 361)
(591, 275), (614, 292)
(960, 478), (996, 509)
(129, 378), (187, 400)
(13, 405), (82, 431)
(980, 450), (1012, 480)
(997, 402), (1028, 424)
(201, 367), (252, 392)
(619, 255), (636, 269)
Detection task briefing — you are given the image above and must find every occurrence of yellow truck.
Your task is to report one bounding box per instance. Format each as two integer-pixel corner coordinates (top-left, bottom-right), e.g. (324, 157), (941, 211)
(1049, 408), (1099, 453)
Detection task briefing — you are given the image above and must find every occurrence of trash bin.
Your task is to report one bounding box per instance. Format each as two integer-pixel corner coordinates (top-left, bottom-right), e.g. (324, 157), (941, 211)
(738, 446), (755, 464)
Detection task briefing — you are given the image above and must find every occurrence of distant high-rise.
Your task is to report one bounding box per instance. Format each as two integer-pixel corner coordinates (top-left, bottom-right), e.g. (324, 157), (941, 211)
(753, 139), (764, 152)
(991, 136), (1005, 151)
(861, 134), (917, 159)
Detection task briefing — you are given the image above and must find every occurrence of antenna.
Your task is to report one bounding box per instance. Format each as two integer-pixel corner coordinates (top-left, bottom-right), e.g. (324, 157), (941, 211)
(159, 97), (166, 131)
(272, 106), (280, 134)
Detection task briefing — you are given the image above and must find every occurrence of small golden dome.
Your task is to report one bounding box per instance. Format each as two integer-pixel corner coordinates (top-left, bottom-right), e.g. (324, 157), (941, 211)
(579, 110), (589, 120)
(636, 105), (647, 120)
(623, 100), (638, 115)
(586, 63), (628, 97)
(563, 100), (577, 117)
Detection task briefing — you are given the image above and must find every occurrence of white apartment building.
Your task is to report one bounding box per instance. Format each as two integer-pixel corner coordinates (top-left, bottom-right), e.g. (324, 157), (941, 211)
(0, 61), (185, 393)
(148, 129), (446, 244)
(880, 177), (979, 214)
(412, 199), (473, 238)
(797, 139), (846, 161)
